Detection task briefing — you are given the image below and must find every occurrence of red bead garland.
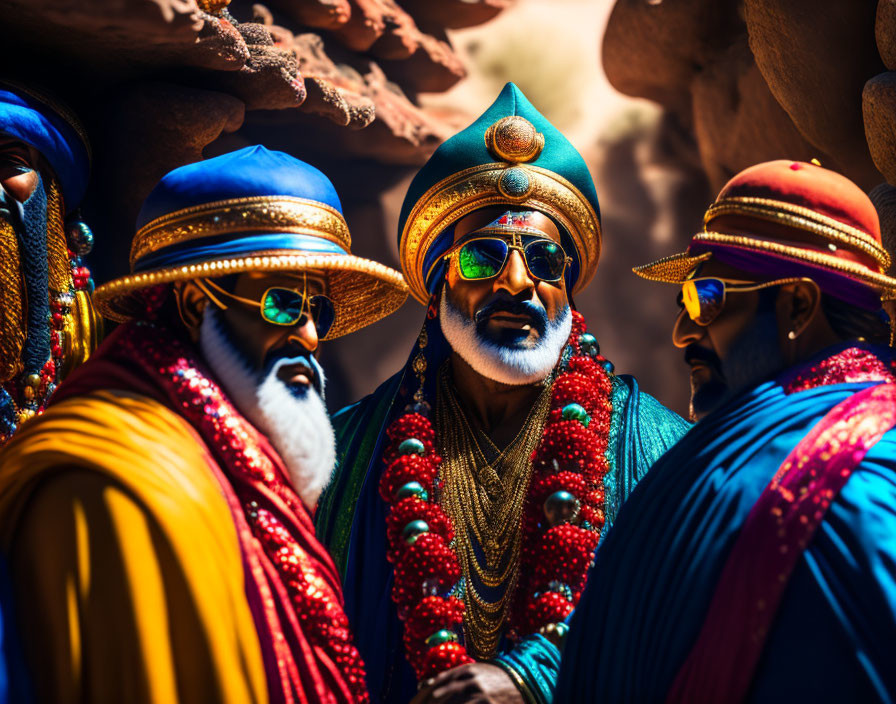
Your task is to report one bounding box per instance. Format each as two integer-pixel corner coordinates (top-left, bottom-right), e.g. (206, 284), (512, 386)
(379, 310), (613, 683)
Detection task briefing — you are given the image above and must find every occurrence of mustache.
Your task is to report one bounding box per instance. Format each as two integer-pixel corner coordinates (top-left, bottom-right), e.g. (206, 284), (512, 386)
(263, 347), (323, 395)
(474, 297), (548, 330)
(684, 344), (722, 374)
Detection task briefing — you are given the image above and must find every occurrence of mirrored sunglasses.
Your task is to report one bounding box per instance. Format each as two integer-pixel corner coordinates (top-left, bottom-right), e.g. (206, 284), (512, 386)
(680, 277), (810, 326)
(453, 236), (571, 283)
(198, 279), (335, 338)
(260, 287), (335, 337)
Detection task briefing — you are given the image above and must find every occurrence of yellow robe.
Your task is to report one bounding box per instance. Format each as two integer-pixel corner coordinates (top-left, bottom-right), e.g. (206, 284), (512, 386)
(0, 390), (269, 703)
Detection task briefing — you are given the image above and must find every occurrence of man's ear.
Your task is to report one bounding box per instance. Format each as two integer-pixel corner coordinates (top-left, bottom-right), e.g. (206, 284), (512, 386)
(173, 280), (207, 341)
(779, 280), (822, 340)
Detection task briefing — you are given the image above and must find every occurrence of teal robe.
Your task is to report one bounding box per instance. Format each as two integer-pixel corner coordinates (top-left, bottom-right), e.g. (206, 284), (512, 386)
(317, 335), (689, 703)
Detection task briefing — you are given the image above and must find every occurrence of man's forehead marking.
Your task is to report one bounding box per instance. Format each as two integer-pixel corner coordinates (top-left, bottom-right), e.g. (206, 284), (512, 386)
(471, 210), (553, 237)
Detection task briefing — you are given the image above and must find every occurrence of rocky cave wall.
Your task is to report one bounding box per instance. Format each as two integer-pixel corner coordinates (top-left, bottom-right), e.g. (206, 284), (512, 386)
(0, 0), (514, 407)
(603, 0), (896, 255)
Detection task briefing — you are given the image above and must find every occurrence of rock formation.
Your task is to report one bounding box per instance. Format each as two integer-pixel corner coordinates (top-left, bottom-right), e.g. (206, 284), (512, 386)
(603, 0), (892, 195)
(0, 0), (513, 281)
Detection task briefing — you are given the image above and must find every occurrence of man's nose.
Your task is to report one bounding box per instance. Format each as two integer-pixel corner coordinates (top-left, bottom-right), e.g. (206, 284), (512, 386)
(1, 168), (39, 203)
(672, 308), (705, 348)
(494, 249), (534, 297)
(288, 315), (319, 353)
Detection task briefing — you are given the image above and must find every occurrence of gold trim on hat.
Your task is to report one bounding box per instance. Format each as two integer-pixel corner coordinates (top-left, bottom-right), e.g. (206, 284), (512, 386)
(633, 232), (896, 297)
(131, 196), (351, 267)
(633, 251), (711, 283)
(706, 196), (891, 270)
(399, 162), (601, 304)
(94, 252), (408, 340)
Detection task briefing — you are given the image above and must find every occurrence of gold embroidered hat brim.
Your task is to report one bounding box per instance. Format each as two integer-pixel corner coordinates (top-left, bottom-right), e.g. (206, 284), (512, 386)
(632, 251), (712, 284)
(633, 232), (896, 297)
(93, 252), (409, 340)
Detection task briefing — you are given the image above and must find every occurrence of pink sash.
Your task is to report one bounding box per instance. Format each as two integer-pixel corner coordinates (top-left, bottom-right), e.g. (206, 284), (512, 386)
(667, 382), (896, 704)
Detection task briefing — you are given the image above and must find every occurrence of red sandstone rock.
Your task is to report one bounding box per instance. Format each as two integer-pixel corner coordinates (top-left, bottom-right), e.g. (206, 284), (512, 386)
(333, 0), (389, 52)
(349, 62), (451, 161)
(0, 0), (506, 162)
(302, 77), (376, 127)
(863, 72), (896, 185)
(208, 42), (306, 109)
(262, 0), (351, 30)
(292, 33), (376, 128)
(0, 0), (512, 287)
(401, 0), (513, 30)
(379, 28), (466, 94)
(195, 17), (251, 70)
(870, 182), (896, 268)
(876, 0), (896, 70)
(744, 0), (883, 190)
(602, 0), (742, 120)
(367, 1), (421, 60)
(690, 39), (826, 192)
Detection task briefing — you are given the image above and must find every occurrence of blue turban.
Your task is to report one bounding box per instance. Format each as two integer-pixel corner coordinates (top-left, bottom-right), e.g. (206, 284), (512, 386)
(0, 84), (90, 211)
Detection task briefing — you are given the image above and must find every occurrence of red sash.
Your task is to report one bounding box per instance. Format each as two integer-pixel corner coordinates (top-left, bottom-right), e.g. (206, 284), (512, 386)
(667, 382), (896, 704)
(54, 322), (369, 704)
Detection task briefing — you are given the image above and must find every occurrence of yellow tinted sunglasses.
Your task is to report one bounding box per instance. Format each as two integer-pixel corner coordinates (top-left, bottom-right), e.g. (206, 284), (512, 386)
(680, 277), (811, 326)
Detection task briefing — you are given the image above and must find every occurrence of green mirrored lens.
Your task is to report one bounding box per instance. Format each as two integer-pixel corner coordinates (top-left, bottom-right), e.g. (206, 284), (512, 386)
(457, 239), (508, 280)
(524, 240), (566, 281)
(262, 288), (306, 325)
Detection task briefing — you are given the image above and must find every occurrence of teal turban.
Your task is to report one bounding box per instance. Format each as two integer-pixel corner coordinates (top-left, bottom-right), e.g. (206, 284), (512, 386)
(397, 82), (601, 303)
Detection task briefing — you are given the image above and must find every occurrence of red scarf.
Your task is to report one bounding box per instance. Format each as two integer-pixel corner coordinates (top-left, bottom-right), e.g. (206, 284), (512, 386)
(55, 321), (369, 704)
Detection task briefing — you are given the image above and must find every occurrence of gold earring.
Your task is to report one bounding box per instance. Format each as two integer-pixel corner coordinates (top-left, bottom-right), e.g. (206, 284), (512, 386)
(787, 330), (797, 340)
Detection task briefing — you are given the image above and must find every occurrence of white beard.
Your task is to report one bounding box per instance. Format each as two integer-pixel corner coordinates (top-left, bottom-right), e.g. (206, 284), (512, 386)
(199, 308), (336, 510)
(439, 294), (572, 385)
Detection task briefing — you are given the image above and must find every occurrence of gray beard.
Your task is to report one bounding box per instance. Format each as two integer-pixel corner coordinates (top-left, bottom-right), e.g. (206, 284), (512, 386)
(198, 307), (336, 510)
(439, 295), (572, 385)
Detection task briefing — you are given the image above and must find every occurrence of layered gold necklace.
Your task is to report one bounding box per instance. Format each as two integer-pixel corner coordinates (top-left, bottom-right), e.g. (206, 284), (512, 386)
(435, 365), (552, 659)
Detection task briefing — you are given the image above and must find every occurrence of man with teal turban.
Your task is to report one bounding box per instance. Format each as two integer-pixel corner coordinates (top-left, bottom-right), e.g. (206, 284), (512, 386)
(316, 83), (690, 704)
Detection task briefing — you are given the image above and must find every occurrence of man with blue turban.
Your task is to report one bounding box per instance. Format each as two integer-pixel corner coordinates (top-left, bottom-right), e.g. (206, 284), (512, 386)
(0, 145), (408, 702)
(0, 82), (98, 443)
(316, 83), (690, 704)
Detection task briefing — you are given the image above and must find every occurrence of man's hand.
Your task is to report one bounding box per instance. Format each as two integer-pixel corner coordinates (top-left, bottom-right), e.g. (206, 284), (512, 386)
(410, 662), (526, 704)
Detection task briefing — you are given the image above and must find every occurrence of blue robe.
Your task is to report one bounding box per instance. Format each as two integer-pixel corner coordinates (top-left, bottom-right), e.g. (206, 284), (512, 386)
(555, 343), (896, 703)
(317, 330), (689, 703)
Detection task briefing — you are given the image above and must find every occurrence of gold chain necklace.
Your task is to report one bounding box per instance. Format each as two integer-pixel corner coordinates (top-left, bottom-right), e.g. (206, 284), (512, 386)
(435, 365), (552, 659)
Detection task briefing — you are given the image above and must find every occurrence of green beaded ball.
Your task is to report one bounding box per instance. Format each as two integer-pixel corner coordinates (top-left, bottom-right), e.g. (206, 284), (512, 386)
(395, 481), (429, 502)
(578, 333), (599, 357)
(398, 438), (426, 456)
(543, 490), (581, 526)
(561, 403), (591, 427)
(402, 519), (430, 544)
(425, 629), (458, 647)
